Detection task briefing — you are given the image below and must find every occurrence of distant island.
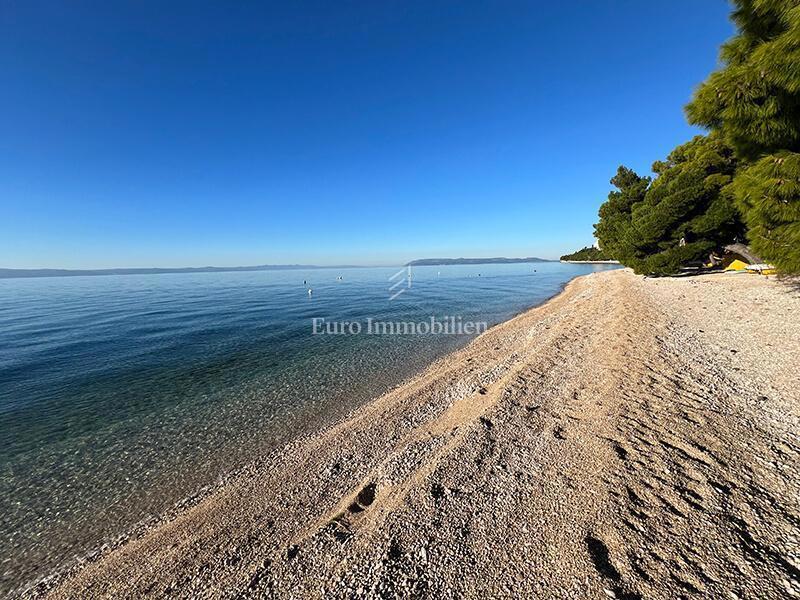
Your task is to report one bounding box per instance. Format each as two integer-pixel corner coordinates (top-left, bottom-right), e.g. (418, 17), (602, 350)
(407, 257), (552, 266)
(0, 264), (361, 279)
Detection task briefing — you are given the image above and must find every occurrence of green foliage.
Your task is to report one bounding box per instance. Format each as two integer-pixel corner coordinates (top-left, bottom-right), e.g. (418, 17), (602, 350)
(684, 0), (800, 273)
(593, 166), (650, 262)
(560, 246), (609, 261)
(594, 135), (744, 276)
(730, 151), (800, 272)
(590, 1), (800, 274)
(686, 0), (800, 161)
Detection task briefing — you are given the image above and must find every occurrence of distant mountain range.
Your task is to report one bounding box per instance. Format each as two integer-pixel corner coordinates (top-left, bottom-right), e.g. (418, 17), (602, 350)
(0, 264), (358, 279)
(0, 257), (555, 279)
(406, 257), (552, 266)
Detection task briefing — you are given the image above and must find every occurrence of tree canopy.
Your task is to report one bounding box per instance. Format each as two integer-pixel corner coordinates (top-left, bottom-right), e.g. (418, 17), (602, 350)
(560, 246), (610, 261)
(594, 0), (800, 275)
(685, 0), (800, 161)
(685, 0), (800, 273)
(593, 167), (650, 266)
(729, 151), (800, 272)
(595, 135), (743, 276)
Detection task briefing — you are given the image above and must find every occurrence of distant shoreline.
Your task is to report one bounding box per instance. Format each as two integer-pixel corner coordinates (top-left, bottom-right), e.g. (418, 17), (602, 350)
(559, 259), (620, 264)
(1, 258), (557, 279)
(0, 264), (364, 280)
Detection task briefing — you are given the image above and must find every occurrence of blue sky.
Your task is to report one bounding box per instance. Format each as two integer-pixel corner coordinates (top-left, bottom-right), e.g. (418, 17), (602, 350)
(1, 1), (734, 268)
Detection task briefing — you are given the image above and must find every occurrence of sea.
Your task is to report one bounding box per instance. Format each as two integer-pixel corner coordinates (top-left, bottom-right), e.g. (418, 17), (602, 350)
(0, 261), (619, 593)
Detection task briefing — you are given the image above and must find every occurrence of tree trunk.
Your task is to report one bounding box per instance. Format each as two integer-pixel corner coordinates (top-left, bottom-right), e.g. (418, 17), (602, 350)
(724, 243), (762, 264)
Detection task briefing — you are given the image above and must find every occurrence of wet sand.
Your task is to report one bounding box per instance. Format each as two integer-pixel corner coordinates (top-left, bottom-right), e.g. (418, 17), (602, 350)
(29, 269), (800, 599)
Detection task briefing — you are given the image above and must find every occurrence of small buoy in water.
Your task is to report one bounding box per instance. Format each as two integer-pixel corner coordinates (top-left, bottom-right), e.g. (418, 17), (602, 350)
(307, 288), (313, 296)
(303, 280), (307, 285)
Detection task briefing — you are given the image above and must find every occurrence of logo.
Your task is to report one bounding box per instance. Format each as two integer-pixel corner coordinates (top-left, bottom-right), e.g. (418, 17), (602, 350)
(389, 266), (412, 300)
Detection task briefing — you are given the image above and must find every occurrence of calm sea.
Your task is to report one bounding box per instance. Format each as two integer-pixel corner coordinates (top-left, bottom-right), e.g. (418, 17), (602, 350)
(0, 262), (618, 593)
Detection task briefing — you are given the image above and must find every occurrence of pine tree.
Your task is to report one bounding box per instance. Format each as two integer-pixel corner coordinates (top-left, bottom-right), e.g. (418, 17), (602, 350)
(730, 151), (800, 271)
(686, 0), (800, 161)
(626, 135), (742, 275)
(593, 166), (650, 263)
(686, 0), (800, 273)
(594, 136), (743, 276)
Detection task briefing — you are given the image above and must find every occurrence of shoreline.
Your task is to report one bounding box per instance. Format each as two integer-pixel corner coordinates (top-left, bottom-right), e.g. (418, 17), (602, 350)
(27, 269), (800, 598)
(559, 259), (621, 264)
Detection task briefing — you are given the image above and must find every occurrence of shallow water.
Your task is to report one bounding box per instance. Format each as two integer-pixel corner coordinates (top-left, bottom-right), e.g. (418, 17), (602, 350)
(0, 262), (618, 592)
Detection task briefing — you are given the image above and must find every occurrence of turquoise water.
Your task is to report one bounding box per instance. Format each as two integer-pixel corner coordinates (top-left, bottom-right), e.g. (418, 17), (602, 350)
(0, 262), (618, 592)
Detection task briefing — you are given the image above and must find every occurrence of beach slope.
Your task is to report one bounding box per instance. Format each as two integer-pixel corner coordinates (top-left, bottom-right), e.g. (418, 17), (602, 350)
(33, 269), (799, 599)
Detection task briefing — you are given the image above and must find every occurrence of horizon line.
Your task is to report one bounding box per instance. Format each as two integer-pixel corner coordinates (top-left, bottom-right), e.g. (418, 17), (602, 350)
(0, 256), (557, 279)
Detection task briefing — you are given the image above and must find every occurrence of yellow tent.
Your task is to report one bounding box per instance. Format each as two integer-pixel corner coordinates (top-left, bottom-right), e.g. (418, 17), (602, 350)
(724, 259), (749, 272)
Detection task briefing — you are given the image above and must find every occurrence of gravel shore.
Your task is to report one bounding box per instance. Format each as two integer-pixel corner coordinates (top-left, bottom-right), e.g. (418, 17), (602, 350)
(29, 269), (799, 599)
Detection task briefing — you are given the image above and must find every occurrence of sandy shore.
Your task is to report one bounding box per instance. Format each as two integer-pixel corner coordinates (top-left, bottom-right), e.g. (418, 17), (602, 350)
(29, 269), (799, 599)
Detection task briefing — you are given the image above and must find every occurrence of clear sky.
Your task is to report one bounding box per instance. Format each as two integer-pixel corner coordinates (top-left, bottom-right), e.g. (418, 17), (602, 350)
(1, 1), (734, 268)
